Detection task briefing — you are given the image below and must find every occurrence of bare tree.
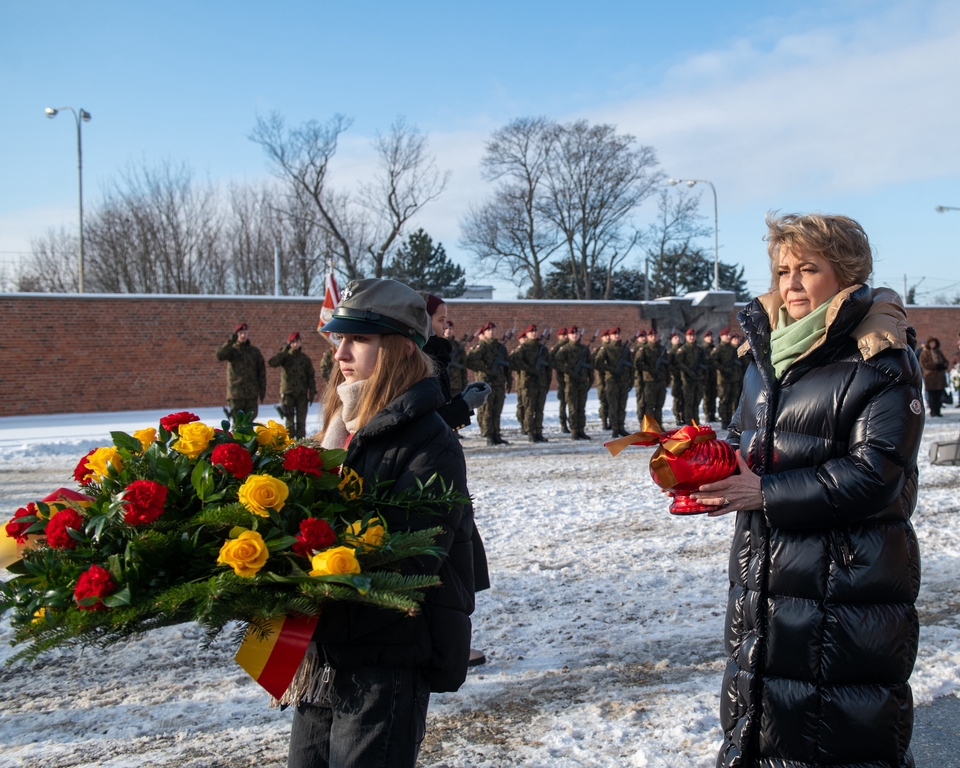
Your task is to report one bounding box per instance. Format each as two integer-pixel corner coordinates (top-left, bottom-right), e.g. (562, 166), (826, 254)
(460, 117), (560, 298)
(542, 120), (664, 299)
(19, 228), (79, 292)
(226, 183), (281, 295)
(360, 117), (450, 277)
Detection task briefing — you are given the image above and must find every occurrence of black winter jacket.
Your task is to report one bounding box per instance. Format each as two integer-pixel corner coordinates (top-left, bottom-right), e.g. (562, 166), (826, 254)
(719, 285), (923, 768)
(313, 376), (476, 693)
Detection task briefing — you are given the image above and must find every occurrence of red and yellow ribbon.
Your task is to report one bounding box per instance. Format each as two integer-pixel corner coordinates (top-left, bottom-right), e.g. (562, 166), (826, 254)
(604, 415), (717, 489)
(235, 614), (320, 698)
(2, 488), (94, 570)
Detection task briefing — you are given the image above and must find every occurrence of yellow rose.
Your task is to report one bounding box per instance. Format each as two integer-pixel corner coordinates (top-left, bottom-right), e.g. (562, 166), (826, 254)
(238, 474), (289, 517)
(32, 608), (45, 624)
(217, 530), (269, 577)
(86, 447), (123, 482)
(309, 546), (361, 576)
(345, 519), (385, 549)
(132, 428), (157, 452)
(338, 468), (364, 500)
(172, 422), (215, 459)
(256, 420), (291, 450)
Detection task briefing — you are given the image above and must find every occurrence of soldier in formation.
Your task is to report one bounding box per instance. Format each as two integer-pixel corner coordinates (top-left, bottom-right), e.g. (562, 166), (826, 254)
(596, 329), (611, 430)
(700, 329), (718, 423)
(551, 328), (570, 433)
(216, 322), (267, 424)
(636, 327), (668, 426)
(554, 326), (594, 440)
(713, 327), (742, 429)
(444, 321), (469, 395)
(268, 331), (317, 439)
(675, 328), (707, 425)
(633, 329), (647, 426)
(466, 322), (511, 445)
(667, 331), (684, 426)
(509, 324), (551, 443)
(318, 338), (336, 383)
(594, 327), (633, 438)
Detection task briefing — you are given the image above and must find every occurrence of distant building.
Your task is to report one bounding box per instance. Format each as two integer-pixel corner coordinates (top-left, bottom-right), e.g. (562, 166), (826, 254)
(460, 285), (495, 300)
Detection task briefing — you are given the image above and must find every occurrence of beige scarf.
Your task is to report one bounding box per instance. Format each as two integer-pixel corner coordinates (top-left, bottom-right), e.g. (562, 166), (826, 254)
(320, 380), (367, 450)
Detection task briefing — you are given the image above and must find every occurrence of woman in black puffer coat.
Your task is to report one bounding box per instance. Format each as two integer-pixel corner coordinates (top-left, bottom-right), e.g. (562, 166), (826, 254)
(695, 214), (924, 768)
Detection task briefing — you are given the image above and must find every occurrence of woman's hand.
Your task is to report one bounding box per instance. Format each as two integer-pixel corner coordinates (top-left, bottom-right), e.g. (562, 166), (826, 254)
(692, 452), (763, 517)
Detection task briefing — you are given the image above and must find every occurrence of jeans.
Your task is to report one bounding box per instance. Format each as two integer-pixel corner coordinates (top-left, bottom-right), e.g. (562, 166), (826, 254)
(287, 666), (430, 768)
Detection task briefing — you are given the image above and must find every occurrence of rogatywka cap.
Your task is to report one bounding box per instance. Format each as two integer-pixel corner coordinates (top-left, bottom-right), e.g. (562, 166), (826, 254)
(320, 278), (430, 348)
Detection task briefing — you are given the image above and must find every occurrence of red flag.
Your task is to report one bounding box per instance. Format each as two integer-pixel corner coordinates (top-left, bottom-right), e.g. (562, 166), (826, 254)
(317, 271), (340, 337)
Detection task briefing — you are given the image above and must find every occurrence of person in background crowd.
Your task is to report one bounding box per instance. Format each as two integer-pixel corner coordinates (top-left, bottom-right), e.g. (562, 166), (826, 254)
(289, 277), (475, 768)
(215, 322), (266, 424)
(554, 326), (594, 440)
(713, 328), (741, 430)
(637, 328), (667, 426)
(949, 335), (960, 407)
(318, 336), (337, 384)
(594, 327), (633, 438)
(693, 212), (923, 768)
(633, 329), (648, 426)
(919, 337), (949, 417)
(667, 331), (684, 426)
(675, 328), (707, 425)
(596, 329), (612, 430)
(268, 332), (317, 439)
(444, 321), (469, 401)
(509, 324), (551, 443)
(466, 323), (511, 445)
(551, 328), (570, 433)
(700, 329), (718, 422)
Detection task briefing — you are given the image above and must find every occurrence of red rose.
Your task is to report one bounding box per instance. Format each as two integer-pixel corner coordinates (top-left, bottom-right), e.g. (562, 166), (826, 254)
(5, 503), (38, 544)
(283, 446), (324, 477)
(73, 449), (97, 484)
(211, 443), (254, 479)
(122, 480), (168, 525)
(46, 508), (84, 549)
(159, 411), (200, 432)
(74, 564), (116, 610)
(292, 517), (336, 559)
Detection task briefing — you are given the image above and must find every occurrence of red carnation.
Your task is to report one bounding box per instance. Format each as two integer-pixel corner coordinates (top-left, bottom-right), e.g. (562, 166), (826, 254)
(46, 508), (84, 549)
(122, 480), (168, 525)
(292, 517), (336, 559)
(283, 445), (324, 477)
(5, 503), (39, 544)
(73, 449), (97, 484)
(74, 564), (116, 610)
(211, 443), (254, 479)
(159, 411), (200, 432)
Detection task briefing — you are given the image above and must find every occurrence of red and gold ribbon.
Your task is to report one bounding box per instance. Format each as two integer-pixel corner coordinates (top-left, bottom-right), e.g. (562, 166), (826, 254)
(604, 415), (717, 489)
(235, 614), (320, 698)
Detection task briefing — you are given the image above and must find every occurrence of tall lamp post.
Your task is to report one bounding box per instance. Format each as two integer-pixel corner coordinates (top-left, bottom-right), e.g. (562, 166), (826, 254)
(668, 178), (719, 290)
(45, 106), (91, 293)
(935, 205), (960, 213)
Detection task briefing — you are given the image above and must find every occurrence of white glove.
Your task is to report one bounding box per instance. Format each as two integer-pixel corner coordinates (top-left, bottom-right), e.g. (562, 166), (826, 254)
(461, 381), (492, 409)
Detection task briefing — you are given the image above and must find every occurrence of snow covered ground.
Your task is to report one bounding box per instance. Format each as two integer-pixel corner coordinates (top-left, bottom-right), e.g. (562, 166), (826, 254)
(2, 395), (960, 767)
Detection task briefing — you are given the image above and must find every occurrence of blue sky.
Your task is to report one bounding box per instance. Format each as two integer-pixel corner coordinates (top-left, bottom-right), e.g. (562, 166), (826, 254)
(2, 0), (959, 301)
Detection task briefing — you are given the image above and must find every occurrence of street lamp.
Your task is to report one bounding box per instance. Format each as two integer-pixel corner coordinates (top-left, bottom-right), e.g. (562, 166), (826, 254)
(45, 106), (91, 293)
(935, 205), (960, 213)
(668, 178), (719, 290)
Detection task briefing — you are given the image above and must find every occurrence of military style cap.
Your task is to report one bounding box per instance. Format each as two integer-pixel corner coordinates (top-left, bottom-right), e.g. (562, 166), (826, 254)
(558, 327), (568, 335)
(320, 278), (430, 349)
(287, 331), (301, 343)
(234, 323), (248, 333)
(720, 327), (730, 336)
(568, 326), (580, 335)
(610, 327), (621, 335)
(523, 324), (537, 336)
(685, 327), (697, 335)
(478, 322), (497, 334)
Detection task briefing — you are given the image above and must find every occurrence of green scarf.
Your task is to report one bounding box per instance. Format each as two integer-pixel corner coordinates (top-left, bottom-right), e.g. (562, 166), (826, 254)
(769, 297), (834, 378)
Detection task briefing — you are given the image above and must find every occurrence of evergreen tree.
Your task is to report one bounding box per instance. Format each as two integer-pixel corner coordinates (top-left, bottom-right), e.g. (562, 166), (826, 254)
(384, 228), (466, 296)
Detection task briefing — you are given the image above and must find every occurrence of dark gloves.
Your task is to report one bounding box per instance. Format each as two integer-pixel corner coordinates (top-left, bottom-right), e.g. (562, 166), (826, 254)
(461, 381), (492, 409)
(230, 333), (238, 343)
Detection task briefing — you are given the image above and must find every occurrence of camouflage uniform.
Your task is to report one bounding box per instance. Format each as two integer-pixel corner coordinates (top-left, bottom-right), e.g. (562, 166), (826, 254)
(633, 338), (647, 428)
(319, 348), (336, 383)
(509, 337), (552, 442)
(594, 339), (633, 437)
(667, 340), (685, 426)
(216, 337), (267, 422)
(713, 339), (741, 429)
(550, 339), (570, 433)
(596, 340), (610, 430)
(268, 345), (317, 439)
(554, 339), (594, 439)
(636, 339), (669, 427)
(700, 337), (718, 422)
(447, 338), (468, 395)
(465, 337), (511, 443)
(675, 340), (707, 426)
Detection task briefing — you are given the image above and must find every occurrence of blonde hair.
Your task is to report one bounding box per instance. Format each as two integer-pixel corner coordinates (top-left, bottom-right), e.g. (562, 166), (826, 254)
(319, 333), (434, 440)
(765, 212), (873, 289)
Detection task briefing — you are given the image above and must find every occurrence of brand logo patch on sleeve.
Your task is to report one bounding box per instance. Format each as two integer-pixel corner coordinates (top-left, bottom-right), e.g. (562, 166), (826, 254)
(910, 399), (923, 415)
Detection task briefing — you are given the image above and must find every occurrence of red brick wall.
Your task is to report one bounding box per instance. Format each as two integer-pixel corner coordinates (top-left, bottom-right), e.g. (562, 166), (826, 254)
(3, 294), (958, 416)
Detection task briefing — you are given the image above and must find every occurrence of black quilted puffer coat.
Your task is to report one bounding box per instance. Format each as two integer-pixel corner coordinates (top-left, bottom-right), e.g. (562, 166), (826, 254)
(313, 376), (475, 693)
(718, 285), (924, 768)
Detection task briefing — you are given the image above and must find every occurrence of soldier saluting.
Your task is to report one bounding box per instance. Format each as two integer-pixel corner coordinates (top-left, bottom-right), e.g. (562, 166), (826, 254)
(554, 325), (594, 440)
(466, 322), (511, 445)
(509, 324), (551, 443)
(216, 322), (267, 424)
(268, 331), (317, 439)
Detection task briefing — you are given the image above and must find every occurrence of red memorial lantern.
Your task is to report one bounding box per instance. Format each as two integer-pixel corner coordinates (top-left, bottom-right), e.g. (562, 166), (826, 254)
(605, 416), (737, 515)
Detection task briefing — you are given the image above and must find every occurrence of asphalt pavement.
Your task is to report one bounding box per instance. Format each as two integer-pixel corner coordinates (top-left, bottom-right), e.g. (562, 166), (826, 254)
(913, 695), (960, 765)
